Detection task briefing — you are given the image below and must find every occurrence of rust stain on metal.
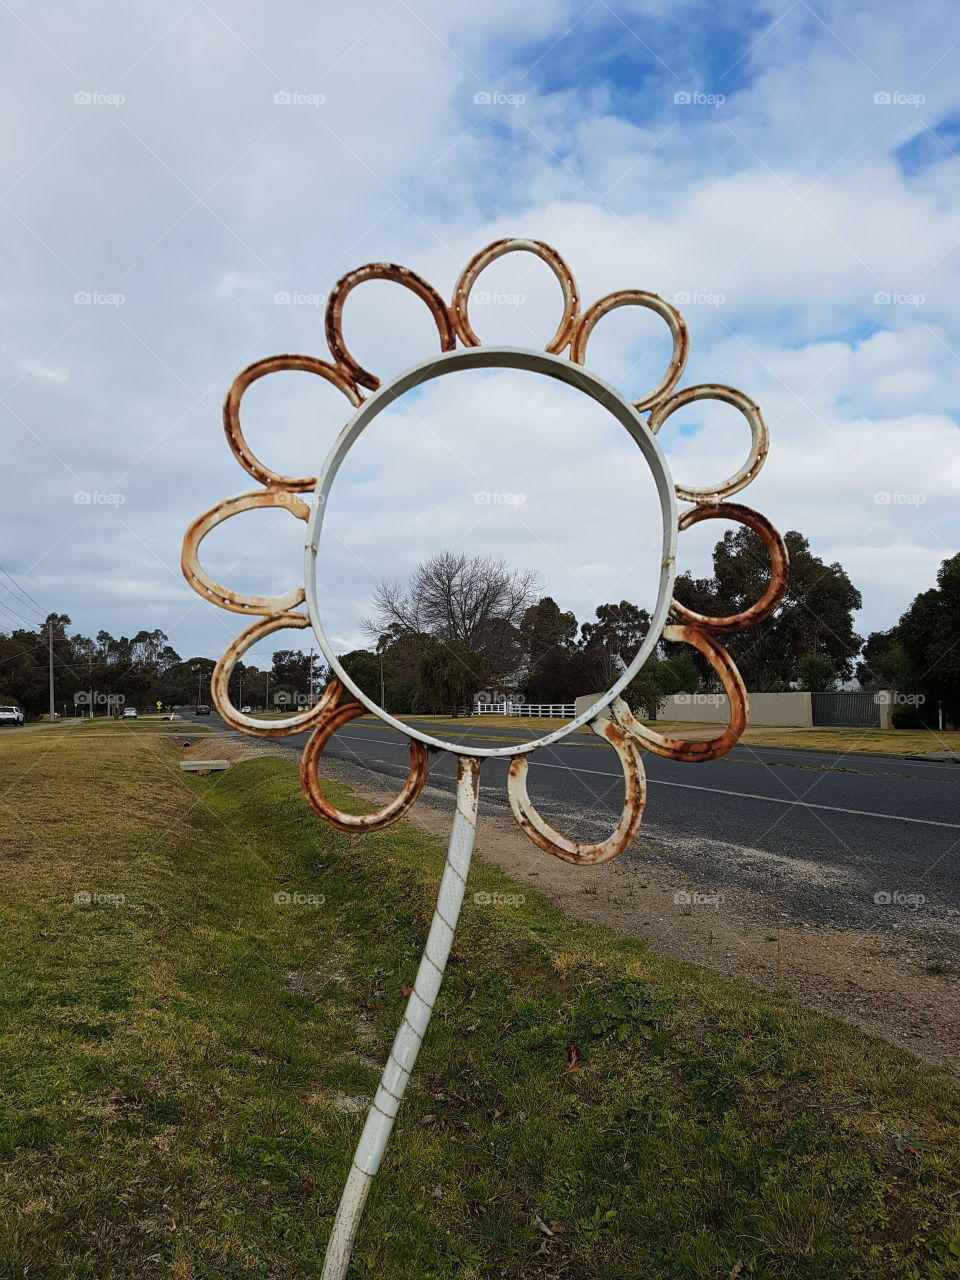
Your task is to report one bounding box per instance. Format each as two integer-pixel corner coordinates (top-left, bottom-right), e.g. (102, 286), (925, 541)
(325, 263), (456, 393)
(507, 717), (646, 864)
(300, 698), (429, 832)
(181, 490), (309, 616)
(223, 354), (362, 490)
(452, 238), (580, 353)
(670, 502), (789, 631)
(212, 614), (341, 737)
(647, 383), (769, 503)
(613, 624), (749, 763)
(569, 289), (689, 412)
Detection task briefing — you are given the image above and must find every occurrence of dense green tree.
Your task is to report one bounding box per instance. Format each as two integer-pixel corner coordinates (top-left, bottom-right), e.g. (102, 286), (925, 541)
(520, 597), (578, 665)
(579, 601), (652, 690)
(417, 638), (485, 716)
(517, 597), (579, 703)
(856, 629), (910, 690)
(340, 650), (383, 704)
(673, 529), (863, 690)
(896, 552), (960, 723)
(795, 653), (838, 692)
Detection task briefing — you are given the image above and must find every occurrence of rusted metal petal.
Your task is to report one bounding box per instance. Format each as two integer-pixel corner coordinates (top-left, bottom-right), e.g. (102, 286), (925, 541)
(211, 613), (340, 736)
(506, 717), (646, 864)
(325, 263), (456, 393)
(613, 624), (748, 762)
(181, 489), (309, 616)
(570, 290), (689, 412)
(223, 354), (363, 491)
(451, 238), (579, 354)
(647, 384), (769, 502)
(671, 502), (789, 632)
(300, 699), (429, 832)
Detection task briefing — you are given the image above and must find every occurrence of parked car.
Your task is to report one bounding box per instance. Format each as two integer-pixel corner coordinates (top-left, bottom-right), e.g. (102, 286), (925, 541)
(121, 707), (138, 719)
(0, 705), (24, 726)
(240, 705), (252, 713)
(195, 704), (211, 716)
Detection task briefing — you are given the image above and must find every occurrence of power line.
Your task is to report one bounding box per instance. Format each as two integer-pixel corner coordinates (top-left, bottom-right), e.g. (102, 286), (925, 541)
(0, 597), (44, 630)
(0, 560), (48, 618)
(0, 592), (44, 625)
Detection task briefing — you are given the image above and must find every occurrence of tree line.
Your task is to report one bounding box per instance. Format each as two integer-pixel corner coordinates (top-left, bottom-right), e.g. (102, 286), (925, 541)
(2, 537), (954, 725)
(0, 619), (327, 718)
(336, 537), (958, 725)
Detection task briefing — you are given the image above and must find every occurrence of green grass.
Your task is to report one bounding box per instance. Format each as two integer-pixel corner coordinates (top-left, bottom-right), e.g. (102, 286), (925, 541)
(1, 729), (959, 1277)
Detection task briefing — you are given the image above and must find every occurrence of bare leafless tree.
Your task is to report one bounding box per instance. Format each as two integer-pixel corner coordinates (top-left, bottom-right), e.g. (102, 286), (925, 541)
(364, 552), (539, 672)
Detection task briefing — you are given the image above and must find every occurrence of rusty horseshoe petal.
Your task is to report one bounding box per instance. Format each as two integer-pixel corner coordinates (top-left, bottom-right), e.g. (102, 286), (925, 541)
(224, 354), (362, 491)
(325, 263), (456, 393)
(570, 290), (689, 412)
(452, 238), (580, 354)
(671, 502), (789, 632)
(300, 699), (429, 832)
(506, 717), (646, 864)
(613, 624), (748, 762)
(647, 384), (768, 503)
(181, 489), (310, 616)
(212, 613), (340, 736)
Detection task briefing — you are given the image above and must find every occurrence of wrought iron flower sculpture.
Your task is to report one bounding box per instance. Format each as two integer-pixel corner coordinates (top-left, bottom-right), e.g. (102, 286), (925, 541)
(182, 238), (788, 1277)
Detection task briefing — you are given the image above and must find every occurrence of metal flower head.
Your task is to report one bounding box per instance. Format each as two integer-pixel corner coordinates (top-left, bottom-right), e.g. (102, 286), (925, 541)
(182, 236), (788, 858)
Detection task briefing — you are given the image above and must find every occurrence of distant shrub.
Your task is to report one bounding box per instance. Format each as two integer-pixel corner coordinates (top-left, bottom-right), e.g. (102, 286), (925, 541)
(891, 703), (925, 729)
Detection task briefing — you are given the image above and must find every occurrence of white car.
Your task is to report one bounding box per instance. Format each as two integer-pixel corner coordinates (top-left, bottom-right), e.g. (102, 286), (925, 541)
(121, 707), (138, 719)
(0, 706), (24, 726)
(241, 705), (252, 713)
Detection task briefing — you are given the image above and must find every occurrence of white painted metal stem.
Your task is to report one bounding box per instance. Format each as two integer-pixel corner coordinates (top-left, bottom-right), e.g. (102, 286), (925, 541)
(320, 756), (482, 1280)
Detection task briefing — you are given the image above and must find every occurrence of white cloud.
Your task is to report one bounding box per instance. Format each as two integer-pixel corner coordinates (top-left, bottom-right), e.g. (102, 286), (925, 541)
(0, 0), (957, 670)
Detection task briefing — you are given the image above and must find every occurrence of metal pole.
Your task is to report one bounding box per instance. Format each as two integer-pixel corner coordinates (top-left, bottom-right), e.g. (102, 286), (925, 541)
(379, 651), (385, 712)
(48, 621), (55, 722)
(320, 756), (481, 1280)
(266, 668), (270, 712)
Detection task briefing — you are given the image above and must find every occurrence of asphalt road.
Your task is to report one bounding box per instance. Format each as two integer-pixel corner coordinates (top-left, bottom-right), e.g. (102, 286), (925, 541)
(194, 712), (960, 953)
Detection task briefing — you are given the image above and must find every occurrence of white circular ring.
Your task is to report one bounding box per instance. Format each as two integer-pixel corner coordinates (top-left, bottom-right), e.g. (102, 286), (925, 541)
(304, 346), (678, 758)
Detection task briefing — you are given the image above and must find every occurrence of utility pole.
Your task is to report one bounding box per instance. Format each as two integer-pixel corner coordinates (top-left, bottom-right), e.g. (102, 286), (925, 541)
(265, 668), (270, 712)
(379, 650), (385, 711)
(48, 620), (55, 723)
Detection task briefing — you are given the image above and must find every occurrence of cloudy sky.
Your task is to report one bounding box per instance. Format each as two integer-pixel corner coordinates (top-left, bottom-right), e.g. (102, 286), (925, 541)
(2, 0), (959, 672)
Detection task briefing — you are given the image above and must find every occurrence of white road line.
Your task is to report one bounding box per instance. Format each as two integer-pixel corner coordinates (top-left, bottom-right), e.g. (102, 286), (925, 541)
(337, 733), (960, 831)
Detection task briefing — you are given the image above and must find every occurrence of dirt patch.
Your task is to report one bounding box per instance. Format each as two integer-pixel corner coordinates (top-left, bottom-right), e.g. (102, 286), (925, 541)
(181, 734), (300, 765)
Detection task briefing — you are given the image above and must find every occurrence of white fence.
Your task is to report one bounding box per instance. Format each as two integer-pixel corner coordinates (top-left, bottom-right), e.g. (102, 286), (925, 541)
(472, 701), (575, 717)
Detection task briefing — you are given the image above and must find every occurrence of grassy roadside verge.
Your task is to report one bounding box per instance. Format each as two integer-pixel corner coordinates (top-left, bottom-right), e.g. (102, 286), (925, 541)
(1, 729), (959, 1278)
